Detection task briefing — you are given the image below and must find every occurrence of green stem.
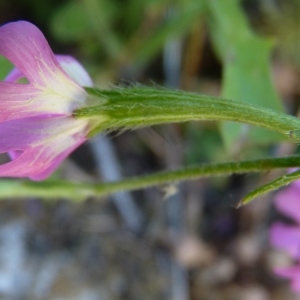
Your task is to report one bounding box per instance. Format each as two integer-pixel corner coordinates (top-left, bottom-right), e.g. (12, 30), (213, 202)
(76, 88), (300, 142)
(1, 156), (299, 200)
(239, 169), (300, 206)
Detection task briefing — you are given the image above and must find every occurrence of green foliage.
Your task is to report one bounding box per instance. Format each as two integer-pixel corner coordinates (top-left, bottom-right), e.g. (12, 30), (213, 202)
(0, 56), (13, 80)
(51, 1), (91, 42)
(206, 0), (284, 153)
(50, 0), (205, 72)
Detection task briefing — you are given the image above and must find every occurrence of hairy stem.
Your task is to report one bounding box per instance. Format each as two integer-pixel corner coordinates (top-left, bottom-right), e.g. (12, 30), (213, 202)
(1, 156), (299, 200)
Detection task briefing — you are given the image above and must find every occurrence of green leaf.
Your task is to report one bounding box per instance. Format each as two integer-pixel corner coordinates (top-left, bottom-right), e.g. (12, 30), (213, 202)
(132, 0), (205, 67)
(206, 0), (284, 152)
(0, 56), (13, 80)
(50, 1), (91, 42)
(51, 0), (121, 58)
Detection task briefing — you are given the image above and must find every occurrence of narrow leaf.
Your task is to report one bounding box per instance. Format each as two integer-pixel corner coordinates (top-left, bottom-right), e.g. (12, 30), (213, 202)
(239, 169), (300, 207)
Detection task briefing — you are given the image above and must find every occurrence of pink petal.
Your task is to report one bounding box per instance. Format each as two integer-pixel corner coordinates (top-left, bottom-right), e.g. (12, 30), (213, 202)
(0, 21), (62, 85)
(292, 179), (300, 190)
(0, 79), (86, 122)
(8, 150), (22, 160)
(5, 67), (24, 82)
(0, 116), (63, 152)
(1, 136), (85, 181)
(0, 21), (88, 118)
(2, 55), (91, 123)
(55, 55), (93, 87)
(5, 55), (93, 87)
(270, 222), (300, 260)
(28, 137), (84, 181)
(0, 116), (88, 180)
(0, 21), (92, 180)
(275, 185), (300, 223)
(0, 82), (54, 122)
(274, 265), (300, 293)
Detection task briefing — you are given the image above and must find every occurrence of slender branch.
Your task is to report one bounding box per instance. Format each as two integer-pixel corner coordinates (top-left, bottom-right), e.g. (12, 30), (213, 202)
(0, 156), (299, 200)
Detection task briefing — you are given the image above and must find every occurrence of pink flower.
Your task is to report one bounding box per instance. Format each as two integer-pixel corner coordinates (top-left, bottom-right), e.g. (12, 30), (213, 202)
(274, 265), (300, 293)
(270, 180), (300, 293)
(0, 21), (93, 180)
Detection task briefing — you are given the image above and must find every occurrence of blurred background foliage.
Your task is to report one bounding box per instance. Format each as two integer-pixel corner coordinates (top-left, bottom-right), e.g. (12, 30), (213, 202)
(1, 0), (300, 299)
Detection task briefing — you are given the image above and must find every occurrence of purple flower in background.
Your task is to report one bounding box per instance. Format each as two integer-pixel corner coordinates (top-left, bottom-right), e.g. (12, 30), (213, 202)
(0, 21), (93, 180)
(270, 180), (300, 293)
(274, 265), (300, 293)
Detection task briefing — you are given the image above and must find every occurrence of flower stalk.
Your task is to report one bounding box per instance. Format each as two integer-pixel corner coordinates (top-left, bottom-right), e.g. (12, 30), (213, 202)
(0, 156), (300, 201)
